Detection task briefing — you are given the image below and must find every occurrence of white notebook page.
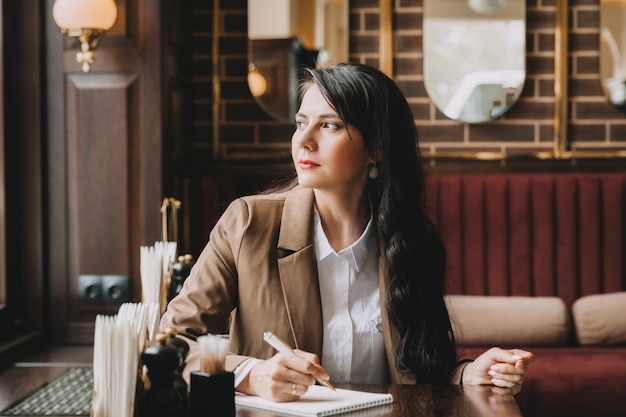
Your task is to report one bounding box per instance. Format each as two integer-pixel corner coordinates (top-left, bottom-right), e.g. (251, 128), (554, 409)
(234, 385), (393, 417)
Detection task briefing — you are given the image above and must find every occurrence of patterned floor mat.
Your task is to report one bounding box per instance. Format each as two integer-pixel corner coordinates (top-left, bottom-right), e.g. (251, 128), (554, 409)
(1, 368), (92, 416)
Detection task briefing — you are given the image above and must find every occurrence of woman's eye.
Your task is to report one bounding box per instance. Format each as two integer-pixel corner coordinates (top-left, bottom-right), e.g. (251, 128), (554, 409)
(323, 121), (340, 130)
(295, 121), (306, 129)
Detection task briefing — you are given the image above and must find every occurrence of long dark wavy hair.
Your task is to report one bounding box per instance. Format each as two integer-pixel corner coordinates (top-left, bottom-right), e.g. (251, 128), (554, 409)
(296, 63), (458, 384)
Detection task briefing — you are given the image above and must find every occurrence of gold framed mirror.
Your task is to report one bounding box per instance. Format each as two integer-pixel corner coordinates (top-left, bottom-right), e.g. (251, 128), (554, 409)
(423, 0), (526, 123)
(600, 0), (626, 111)
(247, 0), (348, 122)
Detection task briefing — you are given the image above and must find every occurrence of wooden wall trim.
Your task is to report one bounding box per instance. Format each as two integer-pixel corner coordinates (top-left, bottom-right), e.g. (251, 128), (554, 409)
(554, 0), (569, 158)
(0, 0), (6, 310)
(379, 0), (393, 77)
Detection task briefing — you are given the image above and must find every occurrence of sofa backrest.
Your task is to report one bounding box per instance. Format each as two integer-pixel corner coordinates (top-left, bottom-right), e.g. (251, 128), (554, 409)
(428, 173), (626, 306)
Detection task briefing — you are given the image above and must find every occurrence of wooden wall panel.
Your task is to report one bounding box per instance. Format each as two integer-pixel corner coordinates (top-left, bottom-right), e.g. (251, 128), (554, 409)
(66, 75), (135, 280)
(46, 0), (162, 344)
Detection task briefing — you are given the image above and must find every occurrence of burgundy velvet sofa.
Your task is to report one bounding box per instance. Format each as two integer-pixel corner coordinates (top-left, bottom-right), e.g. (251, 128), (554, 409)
(427, 173), (626, 400)
(197, 171), (626, 400)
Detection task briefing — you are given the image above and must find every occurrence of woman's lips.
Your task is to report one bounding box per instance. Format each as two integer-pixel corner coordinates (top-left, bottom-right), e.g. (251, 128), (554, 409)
(298, 159), (319, 169)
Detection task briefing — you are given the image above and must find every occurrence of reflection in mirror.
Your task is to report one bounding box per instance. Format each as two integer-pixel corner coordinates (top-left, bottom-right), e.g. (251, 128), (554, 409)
(600, 0), (626, 111)
(423, 0), (526, 123)
(248, 0), (348, 122)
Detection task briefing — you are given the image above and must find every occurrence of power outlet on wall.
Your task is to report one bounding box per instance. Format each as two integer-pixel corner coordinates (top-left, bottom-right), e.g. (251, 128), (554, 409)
(102, 275), (129, 304)
(79, 274), (129, 305)
(79, 275), (103, 304)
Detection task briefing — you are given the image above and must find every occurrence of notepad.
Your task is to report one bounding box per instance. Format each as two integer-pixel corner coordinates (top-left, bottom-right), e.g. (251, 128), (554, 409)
(234, 385), (393, 417)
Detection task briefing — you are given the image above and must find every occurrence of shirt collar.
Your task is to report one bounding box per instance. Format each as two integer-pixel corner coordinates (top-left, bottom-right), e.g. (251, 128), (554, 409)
(313, 207), (376, 273)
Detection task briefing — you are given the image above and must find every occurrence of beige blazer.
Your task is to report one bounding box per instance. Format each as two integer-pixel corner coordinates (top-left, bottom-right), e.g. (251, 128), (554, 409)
(160, 186), (463, 385)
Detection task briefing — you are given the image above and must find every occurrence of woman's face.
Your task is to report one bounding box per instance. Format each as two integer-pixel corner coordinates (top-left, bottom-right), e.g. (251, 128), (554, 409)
(292, 85), (373, 194)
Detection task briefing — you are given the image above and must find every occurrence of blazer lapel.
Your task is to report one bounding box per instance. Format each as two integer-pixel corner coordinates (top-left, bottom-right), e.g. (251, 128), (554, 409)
(276, 187), (324, 356)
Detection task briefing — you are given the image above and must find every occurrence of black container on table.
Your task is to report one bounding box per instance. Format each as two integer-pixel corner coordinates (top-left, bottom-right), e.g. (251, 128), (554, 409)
(189, 371), (235, 417)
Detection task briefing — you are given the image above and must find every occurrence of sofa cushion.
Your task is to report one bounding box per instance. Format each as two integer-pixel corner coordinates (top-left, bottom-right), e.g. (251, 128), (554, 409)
(445, 295), (570, 346)
(572, 292), (626, 346)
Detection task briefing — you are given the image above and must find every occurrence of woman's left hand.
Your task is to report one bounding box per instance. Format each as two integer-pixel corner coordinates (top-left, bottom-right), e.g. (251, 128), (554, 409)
(462, 347), (535, 394)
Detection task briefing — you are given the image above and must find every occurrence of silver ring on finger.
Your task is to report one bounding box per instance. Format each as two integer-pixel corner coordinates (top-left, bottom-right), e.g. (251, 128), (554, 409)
(291, 383), (297, 395)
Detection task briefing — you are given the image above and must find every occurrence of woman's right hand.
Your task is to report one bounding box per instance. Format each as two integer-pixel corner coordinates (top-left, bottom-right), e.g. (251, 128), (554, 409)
(237, 350), (331, 402)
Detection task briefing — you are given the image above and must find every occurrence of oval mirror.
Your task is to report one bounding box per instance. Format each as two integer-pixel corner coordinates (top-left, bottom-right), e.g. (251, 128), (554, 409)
(600, 0), (626, 111)
(423, 0), (526, 123)
(247, 0), (348, 122)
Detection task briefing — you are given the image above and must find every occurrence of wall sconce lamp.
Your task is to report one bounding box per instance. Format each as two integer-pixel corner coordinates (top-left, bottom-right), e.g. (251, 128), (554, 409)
(52, 0), (118, 73)
(248, 63), (268, 97)
(468, 0), (507, 14)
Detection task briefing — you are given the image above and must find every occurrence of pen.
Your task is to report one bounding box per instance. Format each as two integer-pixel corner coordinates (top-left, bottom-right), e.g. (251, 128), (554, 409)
(263, 331), (336, 391)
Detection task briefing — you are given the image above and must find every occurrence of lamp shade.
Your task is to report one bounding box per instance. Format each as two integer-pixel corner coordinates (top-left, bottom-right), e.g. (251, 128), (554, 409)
(52, 0), (118, 31)
(468, 0), (507, 14)
(248, 64), (267, 97)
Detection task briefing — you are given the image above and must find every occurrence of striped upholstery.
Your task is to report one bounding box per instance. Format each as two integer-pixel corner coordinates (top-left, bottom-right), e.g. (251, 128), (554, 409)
(428, 173), (626, 306)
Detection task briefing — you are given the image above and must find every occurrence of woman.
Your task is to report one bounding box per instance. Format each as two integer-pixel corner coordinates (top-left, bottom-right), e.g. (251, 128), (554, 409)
(160, 63), (534, 401)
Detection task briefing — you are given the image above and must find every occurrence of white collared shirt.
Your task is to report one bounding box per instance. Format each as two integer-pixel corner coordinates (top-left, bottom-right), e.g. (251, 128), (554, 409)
(314, 209), (389, 384)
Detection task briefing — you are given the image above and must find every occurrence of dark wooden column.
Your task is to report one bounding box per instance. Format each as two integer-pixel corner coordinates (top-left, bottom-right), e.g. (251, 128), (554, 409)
(0, 0), (45, 368)
(46, 0), (162, 344)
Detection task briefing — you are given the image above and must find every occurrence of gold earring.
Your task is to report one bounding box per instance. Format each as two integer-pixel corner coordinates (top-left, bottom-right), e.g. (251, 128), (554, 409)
(368, 164), (379, 179)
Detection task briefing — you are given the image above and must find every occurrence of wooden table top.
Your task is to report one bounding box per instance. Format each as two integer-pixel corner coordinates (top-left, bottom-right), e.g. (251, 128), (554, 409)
(235, 384), (522, 417)
(2, 345), (624, 417)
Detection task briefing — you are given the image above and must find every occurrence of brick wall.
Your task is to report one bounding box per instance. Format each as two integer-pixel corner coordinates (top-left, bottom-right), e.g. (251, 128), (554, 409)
(187, 0), (626, 164)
